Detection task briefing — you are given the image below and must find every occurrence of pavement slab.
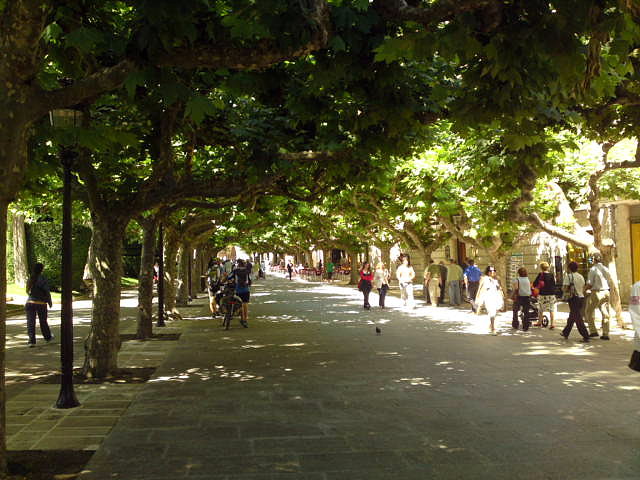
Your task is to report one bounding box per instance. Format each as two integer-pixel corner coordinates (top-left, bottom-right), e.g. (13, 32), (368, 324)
(10, 274), (640, 478)
(79, 274), (640, 478)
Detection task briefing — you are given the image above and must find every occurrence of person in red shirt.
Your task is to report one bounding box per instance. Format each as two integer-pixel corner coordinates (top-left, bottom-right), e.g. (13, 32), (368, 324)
(359, 261), (374, 310)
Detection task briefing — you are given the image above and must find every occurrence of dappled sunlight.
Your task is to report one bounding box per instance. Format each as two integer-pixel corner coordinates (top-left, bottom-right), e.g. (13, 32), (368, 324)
(376, 351), (402, 357)
(395, 377), (432, 387)
(514, 341), (595, 357)
(150, 365), (264, 383)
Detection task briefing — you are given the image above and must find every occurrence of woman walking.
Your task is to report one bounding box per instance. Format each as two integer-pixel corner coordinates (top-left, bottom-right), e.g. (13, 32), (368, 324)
(512, 267), (532, 331)
(533, 261), (557, 329)
(561, 261), (590, 342)
(359, 262), (373, 310)
(396, 255), (416, 309)
(475, 265), (504, 335)
(373, 262), (390, 308)
(25, 262), (53, 347)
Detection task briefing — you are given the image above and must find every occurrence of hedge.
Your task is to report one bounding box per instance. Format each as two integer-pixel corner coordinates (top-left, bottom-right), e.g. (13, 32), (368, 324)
(25, 222), (92, 291)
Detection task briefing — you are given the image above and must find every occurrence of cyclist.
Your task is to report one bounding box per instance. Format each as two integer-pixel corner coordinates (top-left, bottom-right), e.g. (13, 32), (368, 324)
(229, 259), (251, 328)
(206, 259), (221, 316)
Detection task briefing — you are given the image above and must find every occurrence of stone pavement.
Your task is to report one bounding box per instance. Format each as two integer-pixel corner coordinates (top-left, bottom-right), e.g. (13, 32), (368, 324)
(70, 274), (640, 480)
(6, 276), (640, 478)
(5, 291), (181, 451)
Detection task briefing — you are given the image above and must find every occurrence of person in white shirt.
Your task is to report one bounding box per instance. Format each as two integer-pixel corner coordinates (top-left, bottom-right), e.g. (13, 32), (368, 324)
(511, 267), (532, 331)
(395, 255), (416, 309)
(560, 261), (589, 342)
(584, 254), (612, 340)
(373, 262), (391, 309)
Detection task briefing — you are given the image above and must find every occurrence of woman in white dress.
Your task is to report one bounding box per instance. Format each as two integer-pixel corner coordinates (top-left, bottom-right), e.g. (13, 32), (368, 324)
(395, 255), (416, 309)
(475, 265), (504, 335)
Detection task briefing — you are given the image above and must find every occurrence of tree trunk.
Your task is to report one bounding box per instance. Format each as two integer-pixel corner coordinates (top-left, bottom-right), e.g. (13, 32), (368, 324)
(136, 216), (157, 340)
(176, 242), (191, 307)
(601, 248), (626, 328)
(348, 250), (360, 285)
(192, 246), (203, 295)
(82, 215), (127, 378)
(163, 229), (180, 315)
(11, 212), (29, 287)
(82, 228), (96, 294)
(0, 199), (9, 477)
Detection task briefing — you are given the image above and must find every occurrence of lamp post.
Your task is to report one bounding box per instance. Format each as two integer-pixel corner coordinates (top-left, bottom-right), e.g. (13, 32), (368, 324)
(49, 108), (82, 409)
(157, 223), (165, 327)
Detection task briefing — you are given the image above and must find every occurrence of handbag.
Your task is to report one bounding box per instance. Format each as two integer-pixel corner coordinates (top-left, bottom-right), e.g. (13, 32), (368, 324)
(357, 279), (363, 291)
(561, 274), (577, 302)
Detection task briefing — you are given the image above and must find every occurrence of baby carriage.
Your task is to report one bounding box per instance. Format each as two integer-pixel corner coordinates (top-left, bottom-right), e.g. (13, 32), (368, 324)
(521, 295), (549, 328)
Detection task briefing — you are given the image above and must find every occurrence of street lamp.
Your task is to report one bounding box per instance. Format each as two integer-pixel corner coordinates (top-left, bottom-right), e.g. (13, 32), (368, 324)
(50, 108), (82, 409)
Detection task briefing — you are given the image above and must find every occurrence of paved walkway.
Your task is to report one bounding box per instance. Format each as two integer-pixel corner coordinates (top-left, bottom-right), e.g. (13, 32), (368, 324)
(66, 274), (640, 480)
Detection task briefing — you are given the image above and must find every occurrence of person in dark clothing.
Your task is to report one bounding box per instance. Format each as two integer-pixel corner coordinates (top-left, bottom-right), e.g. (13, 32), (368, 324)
(359, 261), (373, 310)
(25, 262), (53, 347)
(287, 262), (294, 280)
(561, 261), (590, 342)
(229, 259), (251, 327)
(464, 259), (482, 312)
(533, 261), (557, 329)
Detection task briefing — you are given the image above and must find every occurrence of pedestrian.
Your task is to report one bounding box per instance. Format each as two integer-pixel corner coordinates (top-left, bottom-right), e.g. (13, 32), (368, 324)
(560, 261), (589, 342)
(424, 259), (442, 307)
(628, 281), (640, 371)
(223, 258), (233, 274)
(373, 262), (391, 308)
(25, 262), (54, 347)
(287, 262), (293, 280)
(446, 258), (463, 306)
(359, 261), (373, 310)
(246, 258), (253, 281)
(584, 253), (613, 340)
(463, 259), (482, 312)
(475, 265), (504, 335)
(229, 259), (251, 327)
(207, 260), (221, 317)
(438, 261), (448, 304)
(318, 259), (323, 271)
(326, 260), (335, 281)
(260, 260), (266, 278)
(396, 254), (416, 309)
(511, 267), (532, 331)
(533, 261), (557, 329)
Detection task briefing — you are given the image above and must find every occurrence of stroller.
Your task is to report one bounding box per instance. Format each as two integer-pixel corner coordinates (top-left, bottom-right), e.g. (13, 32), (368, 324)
(521, 295), (549, 328)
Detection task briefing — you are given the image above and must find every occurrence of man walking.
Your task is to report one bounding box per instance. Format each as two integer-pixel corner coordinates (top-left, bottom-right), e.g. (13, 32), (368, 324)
(584, 254), (613, 340)
(326, 260), (335, 281)
(464, 259), (482, 312)
(424, 259), (442, 307)
(446, 258), (464, 306)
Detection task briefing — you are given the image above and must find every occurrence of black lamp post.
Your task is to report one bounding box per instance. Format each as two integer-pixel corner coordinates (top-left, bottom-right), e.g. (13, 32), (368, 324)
(50, 108), (82, 409)
(157, 223), (165, 327)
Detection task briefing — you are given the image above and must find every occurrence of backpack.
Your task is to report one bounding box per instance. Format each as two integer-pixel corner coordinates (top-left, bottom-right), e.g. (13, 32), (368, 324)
(207, 268), (220, 293)
(235, 268), (249, 288)
(562, 273), (578, 302)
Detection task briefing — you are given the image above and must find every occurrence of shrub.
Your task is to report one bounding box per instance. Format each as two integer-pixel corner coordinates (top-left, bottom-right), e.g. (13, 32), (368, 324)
(26, 222), (91, 291)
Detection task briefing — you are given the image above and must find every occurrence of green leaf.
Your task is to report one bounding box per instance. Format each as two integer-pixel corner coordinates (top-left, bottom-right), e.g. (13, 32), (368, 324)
(329, 35), (347, 52)
(185, 95), (217, 124)
(65, 27), (103, 54)
(124, 70), (146, 98)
